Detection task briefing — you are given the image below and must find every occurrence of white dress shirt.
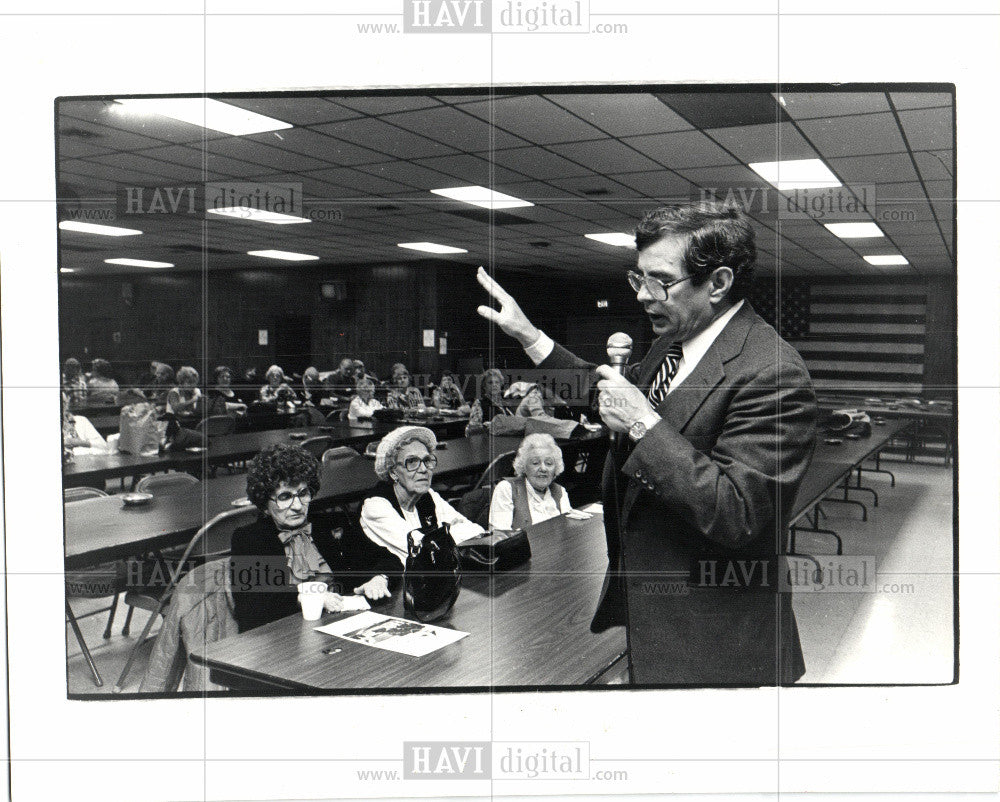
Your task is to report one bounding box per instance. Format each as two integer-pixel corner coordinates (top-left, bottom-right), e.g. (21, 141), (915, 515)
(360, 488), (485, 564)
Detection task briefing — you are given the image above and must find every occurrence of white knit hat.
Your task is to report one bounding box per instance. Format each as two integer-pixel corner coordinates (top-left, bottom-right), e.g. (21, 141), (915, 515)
(373, 425), (438, 481)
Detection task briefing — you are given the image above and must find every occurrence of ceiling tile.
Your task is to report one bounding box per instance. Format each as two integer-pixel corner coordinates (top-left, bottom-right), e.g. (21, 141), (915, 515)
(548, 139), (662, 174)
(657, 92), (789, 128)
(222, 96), (358, 125)
(624, 130), (737, 169)
(244, 128), (389, 167)
(380, 106), (494, 151)
(459, 96), (607, 144)
(912, 150), (954, 183)
(332, 95), (443, 115)
(604, 170), (694, 200)
(797, 113), (907, 158)
(777, 92), (890, 119)
(544, 93), (693, 137)
(705, 122), (817, 163)
(897, 107), (953, 151)
(827, 153), (919, 185)
(312, 118), (457, 159)
(488, 147), (592, 180)
(890, 92), (953, 111)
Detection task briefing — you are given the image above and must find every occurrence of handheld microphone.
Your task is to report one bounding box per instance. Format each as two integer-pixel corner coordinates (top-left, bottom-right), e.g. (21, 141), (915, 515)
(605, 332), (633, 443)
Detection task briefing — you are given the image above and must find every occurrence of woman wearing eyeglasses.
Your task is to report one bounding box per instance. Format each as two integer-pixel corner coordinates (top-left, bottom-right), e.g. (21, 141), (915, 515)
(360, 426), (485, 564)
(230, 443), (400, 632)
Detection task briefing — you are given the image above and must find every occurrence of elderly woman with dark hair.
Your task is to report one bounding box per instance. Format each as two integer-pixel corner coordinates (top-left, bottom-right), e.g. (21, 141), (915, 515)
(86, 358), (120, 405)
(489, 433), (572, 530)
(360, 426), (484, 564)
(206, 365), (247, 416)
(431, 371), (471, 414)
(230, 444), (400, 633)
(384, 363), (429, 412)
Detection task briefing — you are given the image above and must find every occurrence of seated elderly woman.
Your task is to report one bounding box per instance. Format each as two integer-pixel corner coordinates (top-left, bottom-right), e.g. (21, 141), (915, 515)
(431, 371), (471, 414)
(384, 363), (430, 412)
(62, 358), (88, 406)
(348, 376), (384, 421)
(206, 365), (247, 416)
(259, 364), (298, 406)
(360, 426), (484, 564)
(300, 366), (329, 406)
(61, 392), (108, 456)
(86, 358), (120, 405)
(489, 433), (573, 530)
(166, 365), (202, 421)
(144, 362), (175, 409)
(230, 444), (401, 633)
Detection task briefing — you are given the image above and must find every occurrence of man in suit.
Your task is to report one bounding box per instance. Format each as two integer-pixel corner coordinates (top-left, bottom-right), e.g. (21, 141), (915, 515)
(477, 201), (817, 685)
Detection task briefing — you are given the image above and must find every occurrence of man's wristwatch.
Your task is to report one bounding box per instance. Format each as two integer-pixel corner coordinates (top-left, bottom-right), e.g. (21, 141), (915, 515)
(628, 412), (661, 443)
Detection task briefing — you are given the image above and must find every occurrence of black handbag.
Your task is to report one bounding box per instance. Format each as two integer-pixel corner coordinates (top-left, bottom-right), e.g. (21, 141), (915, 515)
(403, 524), (462, 622)
(458, 529), (531, 572)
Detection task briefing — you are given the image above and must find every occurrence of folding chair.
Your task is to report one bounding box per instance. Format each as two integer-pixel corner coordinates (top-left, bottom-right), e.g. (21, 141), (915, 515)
(135, 471), (200, 495)
(299, 436), (331, 461)
(196, 415), (236, 437)
(113, 506), (257, 692)
(322, 446), (361, 464)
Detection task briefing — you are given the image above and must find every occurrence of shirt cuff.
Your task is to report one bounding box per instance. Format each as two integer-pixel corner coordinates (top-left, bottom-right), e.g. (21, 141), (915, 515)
(638, 411), (662, 432)
(523, 331), (555, 365)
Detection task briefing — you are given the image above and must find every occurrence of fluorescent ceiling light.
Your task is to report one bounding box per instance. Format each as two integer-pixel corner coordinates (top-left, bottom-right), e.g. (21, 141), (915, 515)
(398, 242), (469, 254)
(60, 268), (76, 273)
(824, 222), (885, 239)
(208, 207), (310, 225)
(247, 249), (319, 261)
(59, 221), (143, 237)
(748, 158), (841, 190)
(114, 98), (293, 136)
(104, 258), (174, 268)
(585, 232), (636, 248)
(863, 254), (909, 266)
(430, 186), (533, 210)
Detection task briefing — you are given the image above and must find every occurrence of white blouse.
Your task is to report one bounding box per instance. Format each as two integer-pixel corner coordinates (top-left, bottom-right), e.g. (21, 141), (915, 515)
(488, 479), (572, 530)
(348, 396), (384, 420)
(360, 488), (485, 564)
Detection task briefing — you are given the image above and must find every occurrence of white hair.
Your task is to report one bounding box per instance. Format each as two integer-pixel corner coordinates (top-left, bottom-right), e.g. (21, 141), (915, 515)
(512, 433), (563, 478)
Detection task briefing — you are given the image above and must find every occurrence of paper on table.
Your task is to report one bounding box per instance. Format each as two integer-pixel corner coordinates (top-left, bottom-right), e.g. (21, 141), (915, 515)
(564, 509), (593, 520)
(315, 611), (468, 657)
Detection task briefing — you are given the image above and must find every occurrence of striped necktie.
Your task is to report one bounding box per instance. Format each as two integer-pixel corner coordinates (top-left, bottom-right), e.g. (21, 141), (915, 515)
(647, 342), (684, 407)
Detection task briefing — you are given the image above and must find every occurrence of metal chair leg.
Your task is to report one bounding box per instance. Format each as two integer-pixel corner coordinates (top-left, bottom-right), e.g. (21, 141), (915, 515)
(67, 601), (103, 687)
(121, 605), (135, 637)
(114, 601), (166, 693)
(103, 593), (120, 639)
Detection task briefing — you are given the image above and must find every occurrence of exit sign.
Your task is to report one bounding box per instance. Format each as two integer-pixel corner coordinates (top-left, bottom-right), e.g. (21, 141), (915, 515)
(596, 299), (609, 309)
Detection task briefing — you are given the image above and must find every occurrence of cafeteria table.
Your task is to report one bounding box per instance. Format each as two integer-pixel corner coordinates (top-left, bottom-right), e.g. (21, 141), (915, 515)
(188, 512), (625, 691)
(62, 415), (470, 488)
(64, 433), (524, 569)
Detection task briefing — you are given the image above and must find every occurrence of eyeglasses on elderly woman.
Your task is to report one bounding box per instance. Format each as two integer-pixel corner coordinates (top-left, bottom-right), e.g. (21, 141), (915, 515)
(396, 454), (438, 473)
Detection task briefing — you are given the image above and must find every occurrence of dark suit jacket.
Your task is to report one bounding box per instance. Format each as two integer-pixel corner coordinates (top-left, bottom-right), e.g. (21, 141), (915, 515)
(540, 302), (817, 685)
(230, 510), (400, 633)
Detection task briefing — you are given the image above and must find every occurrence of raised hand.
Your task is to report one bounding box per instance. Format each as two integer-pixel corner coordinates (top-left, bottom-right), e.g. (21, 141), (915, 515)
(475, 266), (541, 347)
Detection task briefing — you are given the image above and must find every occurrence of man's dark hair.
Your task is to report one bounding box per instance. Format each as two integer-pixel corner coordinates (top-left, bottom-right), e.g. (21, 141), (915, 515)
(246, 444), (321, 513)
(634, 201), (756, 303)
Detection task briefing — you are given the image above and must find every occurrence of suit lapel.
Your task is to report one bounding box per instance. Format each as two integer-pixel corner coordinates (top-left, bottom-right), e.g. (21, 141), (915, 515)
(654, 302), (759, 433)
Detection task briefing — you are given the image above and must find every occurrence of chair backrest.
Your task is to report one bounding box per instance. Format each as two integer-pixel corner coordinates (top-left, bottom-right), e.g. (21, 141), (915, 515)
(299, 436), (331, 460)
(338, 408), (351, 422)
(135, 471), (200, 494)
(181, 506), (258, 567)
(302, 406), (326, 426)
(64, 486), (109, 503)
(322, 446), (360, 464)
(473, 450), (516, 490)
(324, 410), (342, 423)
(196, 415), (236, 436)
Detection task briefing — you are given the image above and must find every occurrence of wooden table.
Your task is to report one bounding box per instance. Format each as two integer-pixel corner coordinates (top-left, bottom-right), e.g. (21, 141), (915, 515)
(189, 513), (625, 691)
(64, 433), (524, 569)
(62, 417), (470, 488)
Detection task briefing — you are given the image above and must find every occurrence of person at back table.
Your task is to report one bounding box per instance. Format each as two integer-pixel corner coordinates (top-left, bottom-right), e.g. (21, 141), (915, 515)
(384, 363), (429, 412)
(229, 444), (400, 633)
(359, 426), (484, 564)
(166, 366), (202, 421)
(431, 371), (470, 414)
(324, 358), (357, 402)
(475, 201), (817, 686)
(144, 362), (175, 410)
(62, 357), (88, 406)
(259, 364), (297, 405)
(489, 433), (572, 530)
(348, 376), (383, 421)
(86, 358), (120, 405)
(206, 365), (247, 416)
